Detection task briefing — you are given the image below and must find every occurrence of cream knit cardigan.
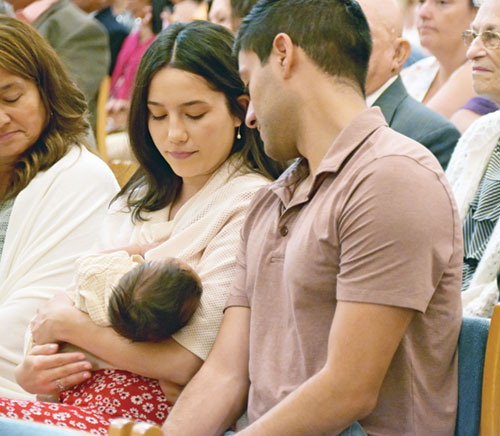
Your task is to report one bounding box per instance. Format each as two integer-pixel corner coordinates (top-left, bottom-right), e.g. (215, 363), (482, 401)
(446, 109), (500, 318)
(0, 146), (119, 400)
(101, 157), (270, 360)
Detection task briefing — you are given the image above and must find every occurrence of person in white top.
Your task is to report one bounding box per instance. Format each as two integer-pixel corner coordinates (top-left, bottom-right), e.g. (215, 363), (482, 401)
(4, 20), (284, 435)
(401, 0), (478, 119)
(0, 15), (119, 400)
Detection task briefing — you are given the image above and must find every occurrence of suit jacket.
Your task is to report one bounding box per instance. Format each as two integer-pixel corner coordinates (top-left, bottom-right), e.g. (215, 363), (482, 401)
(34, 0), (110, 130)
(95, 7), (130, 74)
(373, 76), (460, 169)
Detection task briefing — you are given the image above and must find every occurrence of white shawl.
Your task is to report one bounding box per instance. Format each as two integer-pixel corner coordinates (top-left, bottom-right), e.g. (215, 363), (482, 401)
(0, 146), (119, 399)
(101, 157), (270, 360)
(446, 110), (500, 317)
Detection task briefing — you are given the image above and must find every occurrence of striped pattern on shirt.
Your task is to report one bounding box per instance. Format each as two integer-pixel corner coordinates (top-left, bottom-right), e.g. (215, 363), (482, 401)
(462, 139), (500, 291)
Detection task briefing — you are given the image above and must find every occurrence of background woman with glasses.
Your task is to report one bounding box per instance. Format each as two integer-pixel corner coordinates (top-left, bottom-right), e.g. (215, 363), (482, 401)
(446, 0), (500, 318)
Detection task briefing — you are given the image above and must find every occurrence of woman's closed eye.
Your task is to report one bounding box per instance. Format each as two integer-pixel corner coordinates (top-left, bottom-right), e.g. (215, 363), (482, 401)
(150, 112), (167, 121)
(186, 111), (207, 120)
(2, 94), (21, 103)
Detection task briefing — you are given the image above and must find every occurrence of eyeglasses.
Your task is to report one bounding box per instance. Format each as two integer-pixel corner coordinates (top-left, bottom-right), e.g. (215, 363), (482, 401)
(462, 30), (500, 50)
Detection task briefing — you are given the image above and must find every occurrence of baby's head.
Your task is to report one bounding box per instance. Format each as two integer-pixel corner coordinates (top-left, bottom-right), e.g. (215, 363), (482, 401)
(108, 258), (202, 342)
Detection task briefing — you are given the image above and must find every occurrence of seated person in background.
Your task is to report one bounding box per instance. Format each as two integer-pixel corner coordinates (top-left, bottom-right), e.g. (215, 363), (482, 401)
(106, 0), (166, 134)
(72, 0), (130, 74)
(209, 0), (253, 33)
(398, 0), (429, 67)
(162, 0), (463, 435)
(360, 0), (460, 169)
(11, 0), (110, 132)
(0, 0), (13, 14)
(401, 0), (478, 120)
(0, 15), (119, 400)
(450, 95), (499, 135)
(446, 0), (500, 318)
(209, 0), (236, 32)
(165, 0), (207, 23)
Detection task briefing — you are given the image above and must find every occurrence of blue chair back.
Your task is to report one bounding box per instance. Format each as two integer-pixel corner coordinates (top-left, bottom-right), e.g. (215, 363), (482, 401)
(454, 316), (491, 436)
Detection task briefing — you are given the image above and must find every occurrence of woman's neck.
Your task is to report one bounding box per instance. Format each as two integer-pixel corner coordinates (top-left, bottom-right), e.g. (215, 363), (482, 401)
(435, 46), (468, 82)
(168, 175), (210, 220)
(139, 24), (154, 43)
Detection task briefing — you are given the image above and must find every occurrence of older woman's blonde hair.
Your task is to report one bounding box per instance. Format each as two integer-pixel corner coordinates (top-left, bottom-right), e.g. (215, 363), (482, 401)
(0, 15), (90, 201)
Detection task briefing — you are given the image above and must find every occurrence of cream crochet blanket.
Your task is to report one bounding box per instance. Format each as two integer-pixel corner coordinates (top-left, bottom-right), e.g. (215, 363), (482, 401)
(446, 109), (500, 317)
(101, 156), (270, 359)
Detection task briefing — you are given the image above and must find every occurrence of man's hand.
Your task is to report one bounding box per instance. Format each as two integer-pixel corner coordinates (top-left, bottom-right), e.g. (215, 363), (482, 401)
(31, 293), (80, 345)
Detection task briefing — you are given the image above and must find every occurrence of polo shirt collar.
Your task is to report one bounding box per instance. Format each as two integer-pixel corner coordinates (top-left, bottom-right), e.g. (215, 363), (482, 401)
(270, 106), (388, 205)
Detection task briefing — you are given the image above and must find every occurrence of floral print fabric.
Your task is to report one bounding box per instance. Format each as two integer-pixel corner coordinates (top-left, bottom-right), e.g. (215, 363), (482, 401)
(0, 369), (172, 435)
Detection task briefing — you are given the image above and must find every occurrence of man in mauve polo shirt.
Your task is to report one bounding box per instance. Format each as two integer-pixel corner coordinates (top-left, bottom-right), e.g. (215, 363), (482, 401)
(162, 0), (463, 435)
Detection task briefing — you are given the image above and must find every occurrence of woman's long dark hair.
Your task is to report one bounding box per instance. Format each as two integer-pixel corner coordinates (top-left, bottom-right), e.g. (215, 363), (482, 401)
(117, 20), (284, 221)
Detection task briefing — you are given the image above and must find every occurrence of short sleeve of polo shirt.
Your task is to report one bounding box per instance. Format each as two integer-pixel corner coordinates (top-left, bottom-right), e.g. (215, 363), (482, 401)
(335, 154), (457, 313)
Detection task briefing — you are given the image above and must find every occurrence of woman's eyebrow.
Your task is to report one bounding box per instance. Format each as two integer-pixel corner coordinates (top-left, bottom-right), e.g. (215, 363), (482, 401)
(147, 100), (208, 107)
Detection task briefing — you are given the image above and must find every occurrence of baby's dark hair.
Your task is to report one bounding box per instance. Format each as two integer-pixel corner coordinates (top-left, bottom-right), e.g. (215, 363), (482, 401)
(108, 260), (202, 342)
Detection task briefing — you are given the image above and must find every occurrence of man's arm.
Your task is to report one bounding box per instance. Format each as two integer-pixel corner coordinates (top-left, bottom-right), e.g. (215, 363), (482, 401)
(236, 301), (414, 436)
(163, 306), (251, 436)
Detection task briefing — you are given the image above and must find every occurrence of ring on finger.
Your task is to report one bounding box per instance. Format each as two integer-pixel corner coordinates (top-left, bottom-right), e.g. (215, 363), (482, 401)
(55, 378), (65, 391)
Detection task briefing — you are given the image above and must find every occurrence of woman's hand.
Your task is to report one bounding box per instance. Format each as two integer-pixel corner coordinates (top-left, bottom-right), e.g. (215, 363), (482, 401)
(31, 293), (81, 345)
(15, 343), (92, 395)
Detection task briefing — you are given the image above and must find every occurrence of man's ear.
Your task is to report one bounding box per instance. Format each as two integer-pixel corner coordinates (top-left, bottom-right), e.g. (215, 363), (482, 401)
(393, 37), (412, 74)
(236, 94), (250, 112)
(271, 32), (295, 79)
(234, 94), (250, 126)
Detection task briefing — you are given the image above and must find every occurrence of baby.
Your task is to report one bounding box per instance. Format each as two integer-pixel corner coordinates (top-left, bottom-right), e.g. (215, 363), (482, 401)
(70, 250), (202, 343)
(28, 250), (202, 371)
(28, 250), (202, 401)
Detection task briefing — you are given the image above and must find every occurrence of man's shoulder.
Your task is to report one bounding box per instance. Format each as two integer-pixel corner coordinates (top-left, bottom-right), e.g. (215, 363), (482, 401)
(359, 124), (447, 178)
(396, 94), (459, 134)
(36, 0), (107, 39)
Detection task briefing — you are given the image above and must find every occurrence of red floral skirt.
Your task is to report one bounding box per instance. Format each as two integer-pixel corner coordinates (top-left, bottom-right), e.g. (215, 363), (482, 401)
(0, 369), (173, 435)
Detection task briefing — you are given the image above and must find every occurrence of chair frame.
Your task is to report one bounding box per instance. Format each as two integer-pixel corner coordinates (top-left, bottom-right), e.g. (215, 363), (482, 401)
(481, 304), (500, 435)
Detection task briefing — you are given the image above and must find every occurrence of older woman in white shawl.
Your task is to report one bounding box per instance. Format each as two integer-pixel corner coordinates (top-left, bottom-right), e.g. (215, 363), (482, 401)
(446, 0), (500, 317)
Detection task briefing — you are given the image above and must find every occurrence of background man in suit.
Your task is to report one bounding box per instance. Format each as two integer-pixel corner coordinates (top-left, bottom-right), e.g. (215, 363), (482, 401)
(359, 0), (460, 168)
(73, 0), (129, 74)
(10, 0), (110, 131)
(0, 0), (14, 13)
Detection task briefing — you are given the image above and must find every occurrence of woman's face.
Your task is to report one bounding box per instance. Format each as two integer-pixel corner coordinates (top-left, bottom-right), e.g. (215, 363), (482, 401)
(0, 68), (46, 168)
(147, 67), (241, 190)
(416, 0), (477, 56)
(209, 0), (235, 32)
(127, 0), (150, 18)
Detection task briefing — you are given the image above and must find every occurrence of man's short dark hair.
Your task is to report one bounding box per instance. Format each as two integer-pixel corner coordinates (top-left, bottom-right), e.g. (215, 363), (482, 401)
(234, 0), (372, 95)
(108, 260), (202, 342)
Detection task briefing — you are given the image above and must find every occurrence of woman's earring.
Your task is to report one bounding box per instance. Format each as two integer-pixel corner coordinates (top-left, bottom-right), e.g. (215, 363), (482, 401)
(236, 125), (242, 140)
